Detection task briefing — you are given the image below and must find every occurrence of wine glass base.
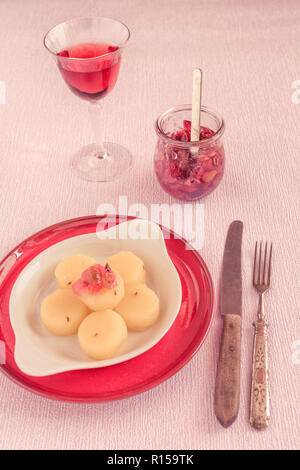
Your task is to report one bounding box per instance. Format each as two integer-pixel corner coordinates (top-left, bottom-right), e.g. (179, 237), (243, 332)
(71, 143), (133, 182)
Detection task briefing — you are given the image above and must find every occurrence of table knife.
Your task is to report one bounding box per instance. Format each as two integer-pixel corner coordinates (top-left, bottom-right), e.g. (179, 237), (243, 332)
(214, 220), (243, 427)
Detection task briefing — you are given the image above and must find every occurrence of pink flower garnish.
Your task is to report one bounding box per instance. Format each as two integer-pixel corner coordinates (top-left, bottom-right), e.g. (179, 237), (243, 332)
(183, 120), (191, 133)
(72, 264), (117, 296)
(104, 263), (117, 287)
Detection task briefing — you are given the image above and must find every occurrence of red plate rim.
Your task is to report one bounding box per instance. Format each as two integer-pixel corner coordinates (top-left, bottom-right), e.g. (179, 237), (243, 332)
(0, 215), (214, 402)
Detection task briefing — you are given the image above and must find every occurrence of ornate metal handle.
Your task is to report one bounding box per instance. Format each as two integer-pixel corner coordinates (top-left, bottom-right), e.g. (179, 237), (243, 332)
(250, 320), (270, 430)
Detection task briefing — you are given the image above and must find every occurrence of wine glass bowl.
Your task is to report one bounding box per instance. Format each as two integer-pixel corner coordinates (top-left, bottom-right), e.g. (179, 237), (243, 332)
(44, 17), (131, 182)
(44, 18), (129, 102)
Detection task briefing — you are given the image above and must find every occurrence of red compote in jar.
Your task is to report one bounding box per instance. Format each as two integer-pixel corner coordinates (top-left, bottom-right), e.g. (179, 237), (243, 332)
(154, 105), (225, 200)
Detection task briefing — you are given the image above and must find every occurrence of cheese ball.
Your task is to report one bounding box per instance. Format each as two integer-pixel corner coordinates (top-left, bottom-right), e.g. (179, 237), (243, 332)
(78, 310), (128, 360)
(41, 289), (89, 336)
(55, 254), (97, 289)
(76, 270), (125, 311)
(115, 283), (159, 331)
(105, 251), (146, 286)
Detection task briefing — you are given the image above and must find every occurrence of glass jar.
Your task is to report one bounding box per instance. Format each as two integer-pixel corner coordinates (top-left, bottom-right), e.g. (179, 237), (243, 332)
(154, 105), (225, 201)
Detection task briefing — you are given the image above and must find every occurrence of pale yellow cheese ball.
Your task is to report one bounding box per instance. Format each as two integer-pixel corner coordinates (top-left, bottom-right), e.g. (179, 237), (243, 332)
(76, 270), (125, 311)
(41, 289), (90, 336)
(115, 283), (160, 331)
(105, 251), (146, 286)
(78, 310), (128, 360)
(55, 254), (97, 289)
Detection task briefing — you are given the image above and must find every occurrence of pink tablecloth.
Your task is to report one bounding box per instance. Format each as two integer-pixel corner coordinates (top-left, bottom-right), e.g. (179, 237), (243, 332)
(0, 0), (299, 450)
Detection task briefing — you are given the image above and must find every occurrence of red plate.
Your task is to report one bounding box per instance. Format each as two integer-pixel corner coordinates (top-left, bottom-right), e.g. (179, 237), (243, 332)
(0, 215), (214, 402)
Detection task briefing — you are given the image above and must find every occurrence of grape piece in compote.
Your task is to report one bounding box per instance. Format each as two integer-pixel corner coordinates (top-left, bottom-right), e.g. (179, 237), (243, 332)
(170, 120), (215, 142)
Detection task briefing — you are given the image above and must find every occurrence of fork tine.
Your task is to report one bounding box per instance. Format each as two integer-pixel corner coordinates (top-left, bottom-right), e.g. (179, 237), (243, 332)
(267, 243), (273, 286)
(263, 242), (267, 285)
(253, 241), (258, 285)
(258, 241), (262, 284)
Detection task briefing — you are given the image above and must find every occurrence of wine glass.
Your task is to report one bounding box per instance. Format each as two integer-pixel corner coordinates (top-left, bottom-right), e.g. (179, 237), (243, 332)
(44, 17), (131, 182)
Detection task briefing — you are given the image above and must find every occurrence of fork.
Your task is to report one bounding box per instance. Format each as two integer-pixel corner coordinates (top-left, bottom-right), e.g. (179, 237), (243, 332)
(250, 242), (273, 430)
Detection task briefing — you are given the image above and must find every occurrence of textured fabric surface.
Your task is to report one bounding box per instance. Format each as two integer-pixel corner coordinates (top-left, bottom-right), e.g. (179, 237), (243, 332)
(0, 0), (299, 450)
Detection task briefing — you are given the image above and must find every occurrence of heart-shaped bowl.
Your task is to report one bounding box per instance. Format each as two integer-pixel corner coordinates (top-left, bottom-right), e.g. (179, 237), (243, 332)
(9, 219), (182, 376)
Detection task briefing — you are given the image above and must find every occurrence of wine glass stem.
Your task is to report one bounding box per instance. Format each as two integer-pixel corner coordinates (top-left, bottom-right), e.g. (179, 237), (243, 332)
(88, 101), (108, 159)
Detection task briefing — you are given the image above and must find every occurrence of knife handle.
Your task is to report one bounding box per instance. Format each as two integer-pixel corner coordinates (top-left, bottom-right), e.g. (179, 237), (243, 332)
(250, 320), (270, 430)
(214, 314), (242, 427)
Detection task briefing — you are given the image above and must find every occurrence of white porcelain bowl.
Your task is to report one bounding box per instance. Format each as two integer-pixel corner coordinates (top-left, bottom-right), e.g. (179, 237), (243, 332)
(9, 219), (182, 376)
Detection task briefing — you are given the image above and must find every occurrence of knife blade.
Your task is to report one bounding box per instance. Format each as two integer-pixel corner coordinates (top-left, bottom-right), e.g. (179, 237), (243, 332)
(214, 220), (243, 427)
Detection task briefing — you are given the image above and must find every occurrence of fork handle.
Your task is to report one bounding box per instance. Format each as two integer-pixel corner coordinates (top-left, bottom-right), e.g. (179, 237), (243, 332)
(250, 320), (270, 430)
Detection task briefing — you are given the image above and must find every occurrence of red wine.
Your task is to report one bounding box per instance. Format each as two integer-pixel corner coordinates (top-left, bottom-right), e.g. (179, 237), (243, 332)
(57, 42), (121, 101)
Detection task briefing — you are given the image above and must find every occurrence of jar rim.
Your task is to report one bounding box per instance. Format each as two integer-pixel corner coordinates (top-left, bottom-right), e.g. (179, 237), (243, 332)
(154, 104), (225, 147)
